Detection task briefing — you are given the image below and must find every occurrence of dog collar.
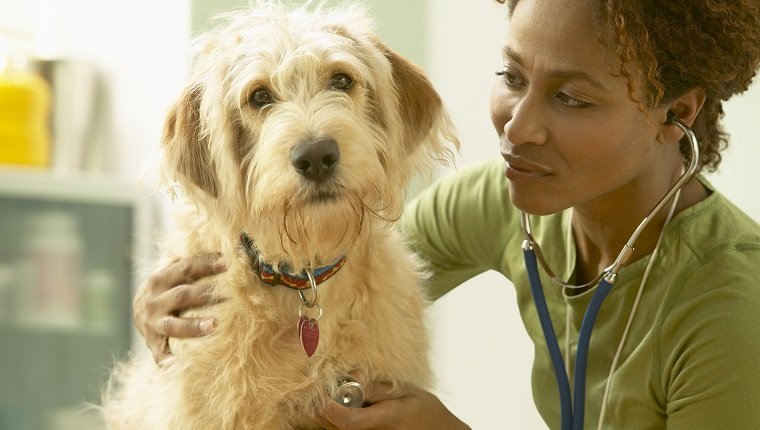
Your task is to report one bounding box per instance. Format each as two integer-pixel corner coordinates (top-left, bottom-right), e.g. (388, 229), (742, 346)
(240, 232), (346, 290)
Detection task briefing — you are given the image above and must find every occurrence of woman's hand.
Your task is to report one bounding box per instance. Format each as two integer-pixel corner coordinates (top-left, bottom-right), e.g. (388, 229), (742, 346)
(320, 382), (470, 430)
(133, 253), (227, 364)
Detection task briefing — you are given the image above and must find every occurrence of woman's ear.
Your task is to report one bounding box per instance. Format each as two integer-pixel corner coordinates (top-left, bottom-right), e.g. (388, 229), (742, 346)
(658, 88), (706, 143)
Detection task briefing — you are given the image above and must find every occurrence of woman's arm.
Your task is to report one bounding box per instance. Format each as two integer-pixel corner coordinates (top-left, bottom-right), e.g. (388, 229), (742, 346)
(401, 159), (517, 300)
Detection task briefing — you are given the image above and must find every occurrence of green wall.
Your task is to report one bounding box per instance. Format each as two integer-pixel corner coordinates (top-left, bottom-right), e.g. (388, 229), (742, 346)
(191, 0), (427, 66)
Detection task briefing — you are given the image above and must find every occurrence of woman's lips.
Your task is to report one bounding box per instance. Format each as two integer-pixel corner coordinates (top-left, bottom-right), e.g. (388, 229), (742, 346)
(502, 153), (551, 182)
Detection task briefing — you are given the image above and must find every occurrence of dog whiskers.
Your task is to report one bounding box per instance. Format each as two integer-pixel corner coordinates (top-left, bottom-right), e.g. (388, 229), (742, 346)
(297, 206), (309, 241)
(282, 203), (298, 246)
(360, 198), (400, 223)
(341, 198), (362, 248)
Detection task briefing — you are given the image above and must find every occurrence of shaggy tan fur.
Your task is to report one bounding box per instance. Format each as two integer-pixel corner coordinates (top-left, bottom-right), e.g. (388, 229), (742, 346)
(102, 3), (459, 429)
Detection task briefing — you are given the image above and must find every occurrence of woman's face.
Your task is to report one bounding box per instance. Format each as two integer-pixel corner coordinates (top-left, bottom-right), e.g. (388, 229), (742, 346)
(491, 0), (670, 215)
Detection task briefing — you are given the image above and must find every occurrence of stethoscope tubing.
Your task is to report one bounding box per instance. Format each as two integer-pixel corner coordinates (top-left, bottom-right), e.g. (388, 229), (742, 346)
(572, 277), (614, 430)
(524, 246), (615, 430)
(523, 245), (573, 430)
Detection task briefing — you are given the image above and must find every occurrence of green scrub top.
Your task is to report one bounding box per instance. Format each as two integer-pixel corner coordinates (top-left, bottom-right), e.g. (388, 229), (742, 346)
(401, 158), (760, 429)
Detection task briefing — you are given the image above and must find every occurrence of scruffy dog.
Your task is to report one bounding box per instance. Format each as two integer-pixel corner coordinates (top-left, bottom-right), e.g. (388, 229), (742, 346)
(102, 3), (459, 430)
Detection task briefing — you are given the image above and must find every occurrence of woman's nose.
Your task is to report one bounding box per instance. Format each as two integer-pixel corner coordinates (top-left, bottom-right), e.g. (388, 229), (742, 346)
(503, 95), (548, 147)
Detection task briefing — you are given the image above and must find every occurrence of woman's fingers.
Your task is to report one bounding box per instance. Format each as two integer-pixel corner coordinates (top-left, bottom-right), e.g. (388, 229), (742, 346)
(132, 253), (227, 364)
(154, 315), (217, 339)
(321, 382), (410, 430)
(142, 302), (218, 365)
(145, 327), (172, 365)
(146, 253), (226, 295)
(322, 401), (389, 430)
(364, 381), (409, 404)
(321, 382), (470, 430)
(154, 282), (218, 315)
(146, 315), (217, 364)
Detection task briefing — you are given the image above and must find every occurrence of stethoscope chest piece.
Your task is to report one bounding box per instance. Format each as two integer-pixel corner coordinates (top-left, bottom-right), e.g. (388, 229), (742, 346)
(334, 379), (365, 408)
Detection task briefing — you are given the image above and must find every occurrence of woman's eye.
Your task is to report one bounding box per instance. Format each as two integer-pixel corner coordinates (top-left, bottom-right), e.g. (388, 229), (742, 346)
(249, 88), (275, 108)
(556, 92), (591, 108)
(329, 73), (354, 91)
(496, 67), (524, 88)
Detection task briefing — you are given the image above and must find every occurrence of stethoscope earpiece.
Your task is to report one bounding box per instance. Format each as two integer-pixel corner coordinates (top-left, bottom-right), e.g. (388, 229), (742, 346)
(666, 110), (677, 124)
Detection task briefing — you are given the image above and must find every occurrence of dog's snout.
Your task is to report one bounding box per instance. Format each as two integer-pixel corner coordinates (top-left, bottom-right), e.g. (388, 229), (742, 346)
(290, 138), (340, 182)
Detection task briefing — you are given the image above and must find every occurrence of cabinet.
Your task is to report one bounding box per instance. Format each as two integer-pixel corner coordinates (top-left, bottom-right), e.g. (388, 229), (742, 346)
(0, 167), (154, 430)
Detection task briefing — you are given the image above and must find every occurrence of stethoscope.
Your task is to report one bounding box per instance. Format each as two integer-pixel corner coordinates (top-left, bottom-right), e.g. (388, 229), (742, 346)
(520, 115), (699, 430)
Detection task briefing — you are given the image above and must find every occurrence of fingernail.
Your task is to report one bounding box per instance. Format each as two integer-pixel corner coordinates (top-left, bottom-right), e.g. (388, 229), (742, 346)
(213, 261), (228, 272)
(199, 319), (216, 334)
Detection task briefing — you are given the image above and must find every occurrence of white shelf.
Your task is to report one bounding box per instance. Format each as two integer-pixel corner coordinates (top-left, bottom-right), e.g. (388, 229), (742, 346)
(0, 165), (143, 205)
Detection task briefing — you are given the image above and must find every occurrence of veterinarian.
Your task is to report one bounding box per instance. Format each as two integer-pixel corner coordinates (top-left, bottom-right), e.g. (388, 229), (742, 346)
(131, 0), (760, 428)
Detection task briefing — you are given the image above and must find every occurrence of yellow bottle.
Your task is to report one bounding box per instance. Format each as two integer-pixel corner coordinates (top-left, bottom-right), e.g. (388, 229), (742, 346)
(0, 64), (51, 167)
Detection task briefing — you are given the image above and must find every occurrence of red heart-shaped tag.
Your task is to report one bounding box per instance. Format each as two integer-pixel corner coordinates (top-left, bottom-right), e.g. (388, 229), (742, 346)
(298, 315), (319, 358)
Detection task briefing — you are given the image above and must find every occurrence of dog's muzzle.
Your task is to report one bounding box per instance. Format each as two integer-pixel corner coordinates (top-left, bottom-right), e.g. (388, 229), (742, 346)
(290, 137), (340, 182)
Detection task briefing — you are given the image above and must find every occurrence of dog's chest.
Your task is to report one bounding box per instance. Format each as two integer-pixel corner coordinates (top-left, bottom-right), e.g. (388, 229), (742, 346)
(173, 251), (430, 427)
(208, 261), (371, 360)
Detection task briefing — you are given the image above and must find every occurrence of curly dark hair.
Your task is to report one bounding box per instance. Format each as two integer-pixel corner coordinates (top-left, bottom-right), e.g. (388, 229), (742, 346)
(497, 0), (760, 173)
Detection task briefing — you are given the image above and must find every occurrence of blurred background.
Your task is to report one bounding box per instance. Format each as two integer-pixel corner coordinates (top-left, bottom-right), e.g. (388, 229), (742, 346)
(0, 1), (758, 429)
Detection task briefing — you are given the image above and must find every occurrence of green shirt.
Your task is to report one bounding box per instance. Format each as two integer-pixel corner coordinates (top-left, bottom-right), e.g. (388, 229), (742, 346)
(401, 158), (760, 429)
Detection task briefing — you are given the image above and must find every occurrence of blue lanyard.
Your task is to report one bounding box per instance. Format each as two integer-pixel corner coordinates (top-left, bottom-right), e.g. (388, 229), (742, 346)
(523, 244), (615, 430)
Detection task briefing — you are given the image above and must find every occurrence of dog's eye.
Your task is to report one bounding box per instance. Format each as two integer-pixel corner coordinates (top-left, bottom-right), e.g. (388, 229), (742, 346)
(249, 88), (275, 108)
(329, 73), (354, 91)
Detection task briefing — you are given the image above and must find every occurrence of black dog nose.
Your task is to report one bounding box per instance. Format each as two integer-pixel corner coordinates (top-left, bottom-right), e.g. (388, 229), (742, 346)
(290, 138), (340, 182)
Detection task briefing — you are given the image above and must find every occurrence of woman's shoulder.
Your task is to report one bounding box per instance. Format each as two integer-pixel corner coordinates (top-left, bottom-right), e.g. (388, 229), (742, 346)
(659, 178), (760, 322)
(407, 157), (511, 222)
(673, 176), (760, 261)
(400, 157), (520, 261)
(432, 157), (507, 197)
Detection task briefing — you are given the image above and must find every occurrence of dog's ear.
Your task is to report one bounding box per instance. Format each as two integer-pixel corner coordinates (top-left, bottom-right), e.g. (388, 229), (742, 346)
(161, 85), (219, 198)
(378, 44), (445, 153)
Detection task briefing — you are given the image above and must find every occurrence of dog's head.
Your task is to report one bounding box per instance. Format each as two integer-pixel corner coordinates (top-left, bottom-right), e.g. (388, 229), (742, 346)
(161, 3), (459, 269)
